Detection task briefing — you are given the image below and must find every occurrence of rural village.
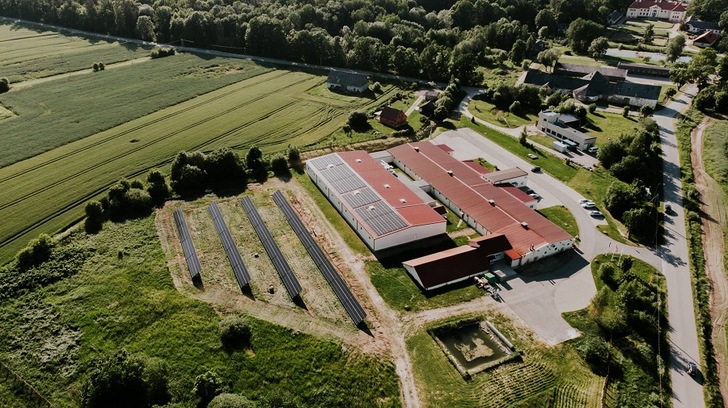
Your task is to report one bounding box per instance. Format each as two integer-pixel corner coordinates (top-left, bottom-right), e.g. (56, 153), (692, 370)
(0, 0), (728, 407)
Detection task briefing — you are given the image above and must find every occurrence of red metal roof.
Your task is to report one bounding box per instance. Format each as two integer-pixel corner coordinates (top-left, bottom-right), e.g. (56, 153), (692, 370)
(436, 144), (454, 153)
(389, 142), (571, 256)
(337, 151), (445, 232)
(497, 185), (537, 204)
(463, 160), (490, 174)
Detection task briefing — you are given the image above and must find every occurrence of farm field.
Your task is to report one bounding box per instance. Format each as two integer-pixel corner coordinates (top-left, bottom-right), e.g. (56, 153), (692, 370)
(0, 22), (150, 83)
(0, 67), (400, 264)
(408, 312), (604, 408)
(0, 52), (271, 167)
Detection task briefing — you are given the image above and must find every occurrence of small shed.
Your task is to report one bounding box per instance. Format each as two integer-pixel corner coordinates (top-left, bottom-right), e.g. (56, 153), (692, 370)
(379, 106), (408, 128)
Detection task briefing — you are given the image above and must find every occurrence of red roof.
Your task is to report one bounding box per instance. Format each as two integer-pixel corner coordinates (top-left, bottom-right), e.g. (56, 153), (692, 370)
(468, 233), (512, 254)
(403, 245), (490, 289)
(463, 160), (490, 174)
(497, 185), (536, 204)
(436, 144), (454, 153)
(628, 0), (686, 12)
(694, 31), (721, 45)
(337, 151), (445, 234)
(389, 142), (572, 257)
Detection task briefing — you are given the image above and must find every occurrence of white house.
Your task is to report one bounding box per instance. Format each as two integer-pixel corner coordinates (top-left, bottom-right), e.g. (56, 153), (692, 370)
(626, 0), (687, 22)
(326, 70), (369, 93)
(537, 111), (597, 151)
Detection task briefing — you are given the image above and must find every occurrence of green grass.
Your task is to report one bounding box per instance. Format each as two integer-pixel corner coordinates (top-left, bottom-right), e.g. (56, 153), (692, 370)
(0, 22), (150, 83)
(444, 206), (470, 233)
(539, 205), (579, 237)
(0, 66), (402, 264)
(408, 312), (604, 408)
(368, 260), (484, 312)
(583, 111), (641, 146)
(468, 99), (538, 128)
(0, 216), (400, 407)
(564, 254), (669, 407)
(703, 121), (728, 186)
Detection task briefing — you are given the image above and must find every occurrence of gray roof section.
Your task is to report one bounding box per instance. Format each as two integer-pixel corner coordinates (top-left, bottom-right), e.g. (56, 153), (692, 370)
(610, 81), (661, 100)
(555, 63), (627, 81)
(484, 167), (528, 184)
(522, 70), (589, 91)
(688, 20), (720, 31)
(327, 70), (369, 88)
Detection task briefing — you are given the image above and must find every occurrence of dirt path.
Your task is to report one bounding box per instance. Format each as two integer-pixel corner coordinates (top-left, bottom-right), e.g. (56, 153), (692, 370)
(11, 56), (150, 91)
(691, 118), (728, 402)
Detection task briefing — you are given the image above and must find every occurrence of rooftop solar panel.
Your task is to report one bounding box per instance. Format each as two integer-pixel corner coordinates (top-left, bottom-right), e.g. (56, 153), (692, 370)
(309, 154), (344, 170)
(208, 202), (251, 291)
(342, 187), (380, 208)
(321, 165), (366, 194)
(272, 191), (366, 326)
(173, 209), (202, 281)
(354, 204), (408, 236)
(240, 196), (302, 300)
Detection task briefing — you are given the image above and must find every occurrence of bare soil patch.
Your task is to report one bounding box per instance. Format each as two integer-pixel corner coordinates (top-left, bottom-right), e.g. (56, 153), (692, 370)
(691, 118), (728, 402)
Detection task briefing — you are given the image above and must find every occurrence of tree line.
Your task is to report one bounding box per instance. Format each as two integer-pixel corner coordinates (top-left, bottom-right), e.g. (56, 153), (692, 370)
(0, 0), (633, 83)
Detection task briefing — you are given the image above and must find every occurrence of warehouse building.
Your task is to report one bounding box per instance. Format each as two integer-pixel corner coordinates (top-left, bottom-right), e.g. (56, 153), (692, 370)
(306, 151), (446, 251)
(389, 141), (573, 270)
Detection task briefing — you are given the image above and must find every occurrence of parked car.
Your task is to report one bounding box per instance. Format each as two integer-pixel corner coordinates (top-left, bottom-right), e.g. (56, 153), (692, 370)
(687, 362), (698, 378)
(529, 193), (541, 200)
(589, 210), (603, 217)
(588, 146), (598, 154)
(531, 166), (541, 172)
(665, 204), (672, 214)
(582, 202), (597, 209)
(579, 199), (594, 205)
(527, 153), (538, 159)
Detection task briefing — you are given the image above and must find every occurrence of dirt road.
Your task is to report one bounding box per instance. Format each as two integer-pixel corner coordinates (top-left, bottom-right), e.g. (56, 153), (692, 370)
(691, 118), (728, 402)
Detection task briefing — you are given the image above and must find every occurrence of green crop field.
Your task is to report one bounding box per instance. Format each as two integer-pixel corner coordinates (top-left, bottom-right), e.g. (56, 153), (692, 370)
(0, 23), (150, 83)
(0, 66), (399, 264)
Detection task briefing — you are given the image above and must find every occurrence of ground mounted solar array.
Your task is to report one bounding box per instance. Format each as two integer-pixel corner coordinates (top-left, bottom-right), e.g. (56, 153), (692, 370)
(240, 196), (302, 300)
(208, 201), (251, 292)
(173, 208), (202, 281)
(272, 191), (367, 326)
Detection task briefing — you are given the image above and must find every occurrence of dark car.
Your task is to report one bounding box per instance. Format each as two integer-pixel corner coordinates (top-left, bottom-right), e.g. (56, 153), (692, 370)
(687, 362), (698, 378)
(665, 204), (672, 215)
(531, 166), (541, 173)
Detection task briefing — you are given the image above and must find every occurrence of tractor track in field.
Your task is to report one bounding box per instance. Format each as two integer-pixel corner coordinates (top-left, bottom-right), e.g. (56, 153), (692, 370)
(0, 73), (311, 209)
(0, 69), (284, 184)
(0, 77), (315, 248)
(0, 32), (57, 43)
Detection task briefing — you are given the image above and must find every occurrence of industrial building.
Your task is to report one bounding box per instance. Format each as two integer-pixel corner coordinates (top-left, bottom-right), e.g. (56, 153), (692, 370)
(388, 141), (574, 270)
(537, 111), (597, 151)
(306, 151), (446, 251)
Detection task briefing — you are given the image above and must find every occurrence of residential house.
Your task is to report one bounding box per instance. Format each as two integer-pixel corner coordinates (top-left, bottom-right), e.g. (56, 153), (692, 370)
(685, 18), (721, 34)
(626, 0), (687, 22)
(326, 70), (369, 93)
(693, 31), (721, 47)
(379, 106), (408, 128)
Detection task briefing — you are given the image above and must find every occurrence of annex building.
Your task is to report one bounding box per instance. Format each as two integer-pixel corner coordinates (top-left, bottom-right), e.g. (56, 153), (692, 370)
(306, 151), (446, 251)
(388, 142), (574, 274)
(626, 0), (686, 22)
(537, 111), (597, 151)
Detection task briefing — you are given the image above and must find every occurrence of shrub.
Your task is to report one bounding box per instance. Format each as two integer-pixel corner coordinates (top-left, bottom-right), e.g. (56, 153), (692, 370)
(271, 155), (290, 177)
(287, 145), (301, 168)
(15, 233), (55, 270)
(509, 100), (522, 114)
(209, 393), (257, 408)
(588, 103), (597, 113)
(99, 62), (105, 70)
(150, 47), (176, 59)
(219, 316), (252, 350)
(84, 200), (105, 233)
(92, 62), (99, 71)
(146, 170), (170, 206)
(193, 370), (227, 404)
(0, 77), (8, 93)
(622, 105), (630, 117)
(371, 81), (382, 92)
(640, 105), (654, 117)
(577, 335), (611, 374)
(347, 110), (369, 129)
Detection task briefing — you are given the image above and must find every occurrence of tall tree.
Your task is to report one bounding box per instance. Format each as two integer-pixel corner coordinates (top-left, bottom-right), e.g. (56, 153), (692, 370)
(665, 34), (686, 62)
(566, 18), (604, 55)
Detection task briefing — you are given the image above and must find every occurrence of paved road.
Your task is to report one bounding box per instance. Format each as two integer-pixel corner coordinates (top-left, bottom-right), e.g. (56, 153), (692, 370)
(653, 85), (705, 408)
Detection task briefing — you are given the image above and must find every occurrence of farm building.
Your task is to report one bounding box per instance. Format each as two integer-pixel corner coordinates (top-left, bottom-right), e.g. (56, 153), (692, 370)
(537, 111), (597, 151)
(326, 70), (369, 93)
(626, 0), (686, 22)
(685, 18), (721, 35)
(403, 234), (512, 291)
(693, 31), (721, 47)
(378, 106), (408, 128)
(617, 62), (671, 78)
(483, 167), (528, 187)
(306, 151), (446, 251)
(554, 63), (627, 82)
(389, 141), (574, 269)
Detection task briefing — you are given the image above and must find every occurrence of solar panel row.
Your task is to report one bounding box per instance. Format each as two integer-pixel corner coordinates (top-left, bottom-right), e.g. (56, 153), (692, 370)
(240, 196), (302, 300)
(208, 201), (251, 291)
(321, 165), (366, 194)
(309, 154), (343, 171)
(272, 191), (366, 326)
(173, 209), (202, 281)
(354, 204), (408, 236)
(342, 187), (379, 208)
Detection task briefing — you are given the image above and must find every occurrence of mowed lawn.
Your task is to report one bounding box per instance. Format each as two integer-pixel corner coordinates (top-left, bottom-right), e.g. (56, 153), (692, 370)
(0, 22), (150, 83)
(0, 69), (397, 264)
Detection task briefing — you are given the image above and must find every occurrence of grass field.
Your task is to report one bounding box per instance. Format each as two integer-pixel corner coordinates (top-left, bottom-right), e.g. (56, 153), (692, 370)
(408, 311), (604, 408)
(582, 111), (641, 146)
(0, 65), (400, 264)
(703, 121), (728, 185)
(539, 205), (579, 237)
(468, 99), (538, 128)
(0, 216), (400, 407)
(0, 23), (150, 83)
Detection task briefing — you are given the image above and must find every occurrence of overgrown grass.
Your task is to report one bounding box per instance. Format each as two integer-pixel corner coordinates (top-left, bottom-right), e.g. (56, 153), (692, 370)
(703, 121), (728, 186)
(0, 66), (402, 264)
(564, 254), (670, 407)
(0, 217), (400, 407)
(583, 111), (641, 146)
(539, 205), (579, 237)
(675, 109), (725, 407)
(408, 311), (604, 408)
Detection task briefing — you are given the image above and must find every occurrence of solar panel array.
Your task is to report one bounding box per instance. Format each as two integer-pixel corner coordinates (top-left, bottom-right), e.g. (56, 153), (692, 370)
(355, 204), (409, 236)
(272, 191), (366, 326)
(321, 165), (366, 194)
(342, 187), (379, 208)
(309, 154), (343, 170)
(240, 196), (302, 300)
(173, 209), (202, 281)
(208, 201), (251, 291)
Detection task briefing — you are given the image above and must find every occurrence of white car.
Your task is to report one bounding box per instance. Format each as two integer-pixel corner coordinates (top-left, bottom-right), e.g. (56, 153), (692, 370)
(582, 202), (597, 209)
(590, 210), (603, 217)
(529, 193), (541, 200)
(579, 199), (594, 205)
(527, 153), (538, 160)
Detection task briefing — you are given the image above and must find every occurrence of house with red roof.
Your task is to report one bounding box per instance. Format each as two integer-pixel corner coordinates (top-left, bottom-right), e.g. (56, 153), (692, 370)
(306, 151), (446, 251)
(378, 106), (408, 128)
(626, 0), (686, 22)
(693, 31), (721, 48)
